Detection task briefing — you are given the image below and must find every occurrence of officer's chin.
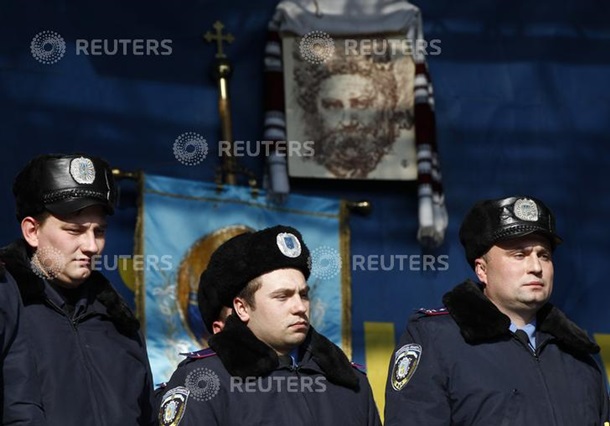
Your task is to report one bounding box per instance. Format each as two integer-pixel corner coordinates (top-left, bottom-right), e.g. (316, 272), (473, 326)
(292, 328), (309, 345)
(52, 275), (87, 289)
(61, 268), (92, 287)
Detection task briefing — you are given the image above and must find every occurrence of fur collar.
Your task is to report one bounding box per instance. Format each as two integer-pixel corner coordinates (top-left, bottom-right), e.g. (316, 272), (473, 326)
(0, 239), (140, 336)
(442, 280), (599, 354)
(208, 314), (360, 390)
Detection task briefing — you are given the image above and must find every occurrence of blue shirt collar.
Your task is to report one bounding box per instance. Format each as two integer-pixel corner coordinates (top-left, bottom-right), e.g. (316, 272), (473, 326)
(509, 320), (537, 348)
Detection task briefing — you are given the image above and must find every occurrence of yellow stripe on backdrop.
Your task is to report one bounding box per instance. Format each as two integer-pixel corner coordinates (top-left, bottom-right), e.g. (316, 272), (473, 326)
(364, 322), (396, 423)
(593, 334), (610, 385)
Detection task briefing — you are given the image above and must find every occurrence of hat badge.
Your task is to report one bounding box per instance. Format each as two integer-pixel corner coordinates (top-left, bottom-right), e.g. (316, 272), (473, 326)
(69, 157), (96, 184)
(276, 232), (302, 258)
(513, 198), (539, 222)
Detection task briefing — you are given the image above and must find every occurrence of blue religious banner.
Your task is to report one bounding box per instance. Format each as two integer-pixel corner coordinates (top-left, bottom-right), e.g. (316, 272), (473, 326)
(135, 173), (350, 384)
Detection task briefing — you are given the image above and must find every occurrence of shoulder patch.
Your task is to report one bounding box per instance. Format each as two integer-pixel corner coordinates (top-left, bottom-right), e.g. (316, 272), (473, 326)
(391, 343), (422, 391)
(180, 347), (217, 359)
(159, 386), (189, 426)
(350, 361), (367, 374)
(417, 307), (448, 316)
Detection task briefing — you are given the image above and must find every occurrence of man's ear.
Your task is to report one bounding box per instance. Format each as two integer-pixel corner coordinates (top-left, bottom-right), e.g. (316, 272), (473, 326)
(211, 320), (224, 334)
(21, 217), (40, 248)
(233, 297), (250, 323)
(474, 258), (487, 283)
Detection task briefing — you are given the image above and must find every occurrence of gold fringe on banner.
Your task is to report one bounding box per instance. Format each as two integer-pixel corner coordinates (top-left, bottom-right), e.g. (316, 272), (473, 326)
(134, 173), (146, 330)
(340, 199), (352, 360)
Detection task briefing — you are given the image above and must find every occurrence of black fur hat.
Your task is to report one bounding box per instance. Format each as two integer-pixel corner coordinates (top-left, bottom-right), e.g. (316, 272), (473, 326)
(459, 196), (562, 268)
(13, 153), (117, 221)
(198, 225), (311, 318)
(197, 232), (251, 332)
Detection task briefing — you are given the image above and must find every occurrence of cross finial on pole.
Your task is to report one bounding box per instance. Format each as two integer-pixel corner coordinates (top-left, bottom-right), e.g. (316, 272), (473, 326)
(203, 20), (234, 58)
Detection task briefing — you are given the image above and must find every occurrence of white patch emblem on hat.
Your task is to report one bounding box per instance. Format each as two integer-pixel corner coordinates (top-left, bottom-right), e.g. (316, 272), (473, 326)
(69, 157), (96, 184)
(159, 386), (189, 426)
(391, 343), (422, 391)
(276, 232), (301, 258)
(513, 198), (538, 221)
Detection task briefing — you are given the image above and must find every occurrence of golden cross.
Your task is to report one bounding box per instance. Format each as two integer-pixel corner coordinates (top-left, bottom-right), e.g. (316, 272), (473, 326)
(203, 21), (234, 58)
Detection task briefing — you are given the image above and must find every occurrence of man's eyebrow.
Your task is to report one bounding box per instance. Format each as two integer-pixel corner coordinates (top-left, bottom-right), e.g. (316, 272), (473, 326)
(64, 222), (108, 229)
(269, 287), (295, 296)
(503, 243), (551, 252)
(269, 286), (310, 296)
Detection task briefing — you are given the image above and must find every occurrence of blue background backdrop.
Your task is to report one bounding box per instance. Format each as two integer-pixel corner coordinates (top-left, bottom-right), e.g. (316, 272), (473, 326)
(1, 0), (609, 372)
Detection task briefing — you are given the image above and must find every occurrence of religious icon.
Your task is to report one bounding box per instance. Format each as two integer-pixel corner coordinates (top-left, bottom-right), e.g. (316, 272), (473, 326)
(283, 34), (417, 180)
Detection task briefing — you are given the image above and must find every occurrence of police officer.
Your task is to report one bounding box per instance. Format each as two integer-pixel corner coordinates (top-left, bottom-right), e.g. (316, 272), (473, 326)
(0, 153), (155, 425)
(159, 225), (381, 426)
(384, 196), (610, 425)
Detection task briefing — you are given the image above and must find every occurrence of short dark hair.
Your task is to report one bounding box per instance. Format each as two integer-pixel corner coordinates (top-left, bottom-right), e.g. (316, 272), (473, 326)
(236, 277), (263, 309)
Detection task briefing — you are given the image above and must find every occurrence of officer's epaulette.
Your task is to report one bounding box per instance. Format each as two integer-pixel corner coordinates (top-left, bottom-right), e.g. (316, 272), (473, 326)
(417, 306), (449, 316)
(350, 361), (367, 375)
(179, 347), (217, 359)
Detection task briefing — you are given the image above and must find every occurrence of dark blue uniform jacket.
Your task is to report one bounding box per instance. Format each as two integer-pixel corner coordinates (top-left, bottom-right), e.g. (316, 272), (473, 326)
(1, 240), (156, 426)
(158, 314), (381, 426)
(385, 280), (610, 426)
(1, 263), (46, 425)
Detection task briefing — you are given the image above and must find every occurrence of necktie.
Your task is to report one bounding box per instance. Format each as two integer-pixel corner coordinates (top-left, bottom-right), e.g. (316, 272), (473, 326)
(514, 329), (532, 350)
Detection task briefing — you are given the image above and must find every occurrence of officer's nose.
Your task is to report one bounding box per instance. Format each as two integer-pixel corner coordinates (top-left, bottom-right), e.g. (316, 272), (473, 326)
(526, 253), (543, 275)
(81, 232), (101, 255)
(291, 294), (309, 315)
